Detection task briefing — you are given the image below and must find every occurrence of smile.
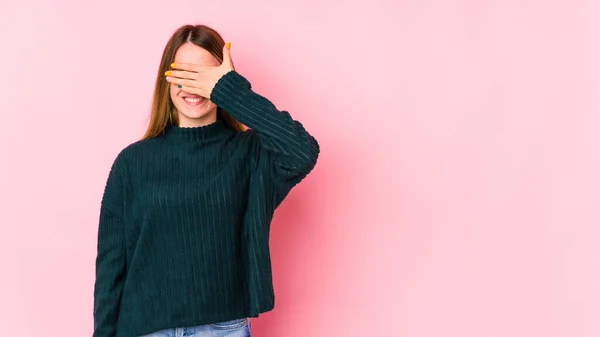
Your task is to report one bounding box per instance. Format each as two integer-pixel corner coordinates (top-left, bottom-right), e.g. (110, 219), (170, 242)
(183, 96), (205, 106)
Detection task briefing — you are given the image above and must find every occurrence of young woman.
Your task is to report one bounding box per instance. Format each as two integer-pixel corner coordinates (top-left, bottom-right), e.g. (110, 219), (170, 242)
(92, 24), (319, 337)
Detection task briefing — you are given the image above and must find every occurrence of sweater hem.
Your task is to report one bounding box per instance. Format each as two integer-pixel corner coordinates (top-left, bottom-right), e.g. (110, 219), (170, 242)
(115, 305), (274, 337)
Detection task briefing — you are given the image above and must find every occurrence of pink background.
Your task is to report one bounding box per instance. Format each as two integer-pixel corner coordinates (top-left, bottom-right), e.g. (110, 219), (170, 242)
(1, 1), (599, 336)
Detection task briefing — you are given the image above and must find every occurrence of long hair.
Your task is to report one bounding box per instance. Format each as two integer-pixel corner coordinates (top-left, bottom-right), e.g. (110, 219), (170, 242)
(142, 24), (246, 140)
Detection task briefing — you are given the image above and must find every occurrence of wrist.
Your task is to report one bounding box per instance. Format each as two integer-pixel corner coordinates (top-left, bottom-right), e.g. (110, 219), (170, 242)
(210, 70), (251, 104)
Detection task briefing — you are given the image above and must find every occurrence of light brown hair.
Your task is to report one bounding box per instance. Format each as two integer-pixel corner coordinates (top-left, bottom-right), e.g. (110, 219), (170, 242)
(142, 24), (246, 140)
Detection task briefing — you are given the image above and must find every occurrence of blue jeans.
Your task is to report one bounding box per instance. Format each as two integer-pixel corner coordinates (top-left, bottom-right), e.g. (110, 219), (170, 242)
(138, 318), (251, 337)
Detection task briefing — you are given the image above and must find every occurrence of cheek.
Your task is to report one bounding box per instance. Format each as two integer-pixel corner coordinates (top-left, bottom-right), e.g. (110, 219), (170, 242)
(169, 85), (180, 98)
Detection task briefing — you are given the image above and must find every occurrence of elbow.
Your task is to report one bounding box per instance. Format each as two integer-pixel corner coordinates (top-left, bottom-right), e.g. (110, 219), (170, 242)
(296, 135), (320, 175)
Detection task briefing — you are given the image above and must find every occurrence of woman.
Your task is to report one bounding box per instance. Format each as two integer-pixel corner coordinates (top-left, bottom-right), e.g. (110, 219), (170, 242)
(93, 24), (319, 337)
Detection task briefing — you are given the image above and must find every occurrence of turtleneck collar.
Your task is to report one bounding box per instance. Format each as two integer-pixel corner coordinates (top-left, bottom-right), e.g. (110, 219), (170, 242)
(164, 119), (232, 142)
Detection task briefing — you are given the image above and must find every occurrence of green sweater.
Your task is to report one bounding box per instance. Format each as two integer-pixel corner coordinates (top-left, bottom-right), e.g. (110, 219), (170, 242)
(93, 71), (320, 337)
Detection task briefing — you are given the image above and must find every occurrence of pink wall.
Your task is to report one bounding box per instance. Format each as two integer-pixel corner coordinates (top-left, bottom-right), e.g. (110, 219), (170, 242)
(1, 1), (599, 336)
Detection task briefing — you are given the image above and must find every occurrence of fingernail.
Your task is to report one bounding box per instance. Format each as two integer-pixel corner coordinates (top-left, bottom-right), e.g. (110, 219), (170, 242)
(171, 63), (176, 68)
(164, 71), (171, 76)
(177, 84), (182, 88)
(226, 42), (231, 49)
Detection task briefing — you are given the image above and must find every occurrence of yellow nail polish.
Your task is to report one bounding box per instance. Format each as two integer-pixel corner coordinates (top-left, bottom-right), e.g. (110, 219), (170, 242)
(164, 71), (171, 76)
(226, 42), (231, 49)
(171, 63), (176, 68)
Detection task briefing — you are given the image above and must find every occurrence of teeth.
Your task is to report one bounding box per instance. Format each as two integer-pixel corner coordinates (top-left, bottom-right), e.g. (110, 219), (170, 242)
(184, 97), (201, 103)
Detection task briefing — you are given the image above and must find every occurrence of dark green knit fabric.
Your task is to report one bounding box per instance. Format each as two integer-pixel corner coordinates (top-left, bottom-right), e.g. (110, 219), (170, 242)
(93, 71), (319, 337)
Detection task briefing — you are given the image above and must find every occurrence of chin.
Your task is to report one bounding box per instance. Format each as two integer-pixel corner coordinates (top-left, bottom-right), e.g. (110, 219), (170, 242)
(182, 109), (209, 119)
(177, 105), (217, 123)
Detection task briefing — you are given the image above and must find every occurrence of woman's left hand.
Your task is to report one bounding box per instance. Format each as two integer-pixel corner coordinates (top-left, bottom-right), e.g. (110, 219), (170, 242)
(165, 42), (234, 98)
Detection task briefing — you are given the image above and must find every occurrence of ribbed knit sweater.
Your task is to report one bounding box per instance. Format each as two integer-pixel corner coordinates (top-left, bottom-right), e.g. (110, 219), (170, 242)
(93, 71), (320, 337)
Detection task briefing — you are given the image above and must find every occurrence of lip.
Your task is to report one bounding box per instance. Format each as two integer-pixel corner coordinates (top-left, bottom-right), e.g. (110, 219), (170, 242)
(182, 96), (204, 106)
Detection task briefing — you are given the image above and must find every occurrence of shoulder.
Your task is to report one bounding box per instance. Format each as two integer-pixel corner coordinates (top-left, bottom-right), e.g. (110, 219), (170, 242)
(106, 137), (154, 175)
(236, 127), (259, 143)
(113, 135), (161, 161)
(235, 128), (263, 155)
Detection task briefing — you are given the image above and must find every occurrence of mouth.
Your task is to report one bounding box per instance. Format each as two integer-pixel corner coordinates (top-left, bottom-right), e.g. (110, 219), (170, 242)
(182, 95), (205, 106)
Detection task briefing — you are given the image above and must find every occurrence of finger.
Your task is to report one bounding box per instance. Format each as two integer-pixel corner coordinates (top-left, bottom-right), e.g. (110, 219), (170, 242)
(170, 62), (208, 72)
(165, 76), (199, 88)
(178, 86), (207, 98)
(164, 70), (198, 80)
(223, 42), (234, 69)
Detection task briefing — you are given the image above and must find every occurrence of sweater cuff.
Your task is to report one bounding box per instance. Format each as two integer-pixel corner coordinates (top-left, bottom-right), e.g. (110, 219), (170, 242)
(210, 70), (252, 105)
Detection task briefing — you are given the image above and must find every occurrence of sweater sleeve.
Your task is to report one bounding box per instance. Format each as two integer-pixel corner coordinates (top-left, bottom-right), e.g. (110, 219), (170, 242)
(210, 71), (320, 206)
(93, 154), (128, 337)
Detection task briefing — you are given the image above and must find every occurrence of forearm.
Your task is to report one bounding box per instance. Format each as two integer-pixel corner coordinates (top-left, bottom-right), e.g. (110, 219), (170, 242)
(211, 71), (320, 177)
